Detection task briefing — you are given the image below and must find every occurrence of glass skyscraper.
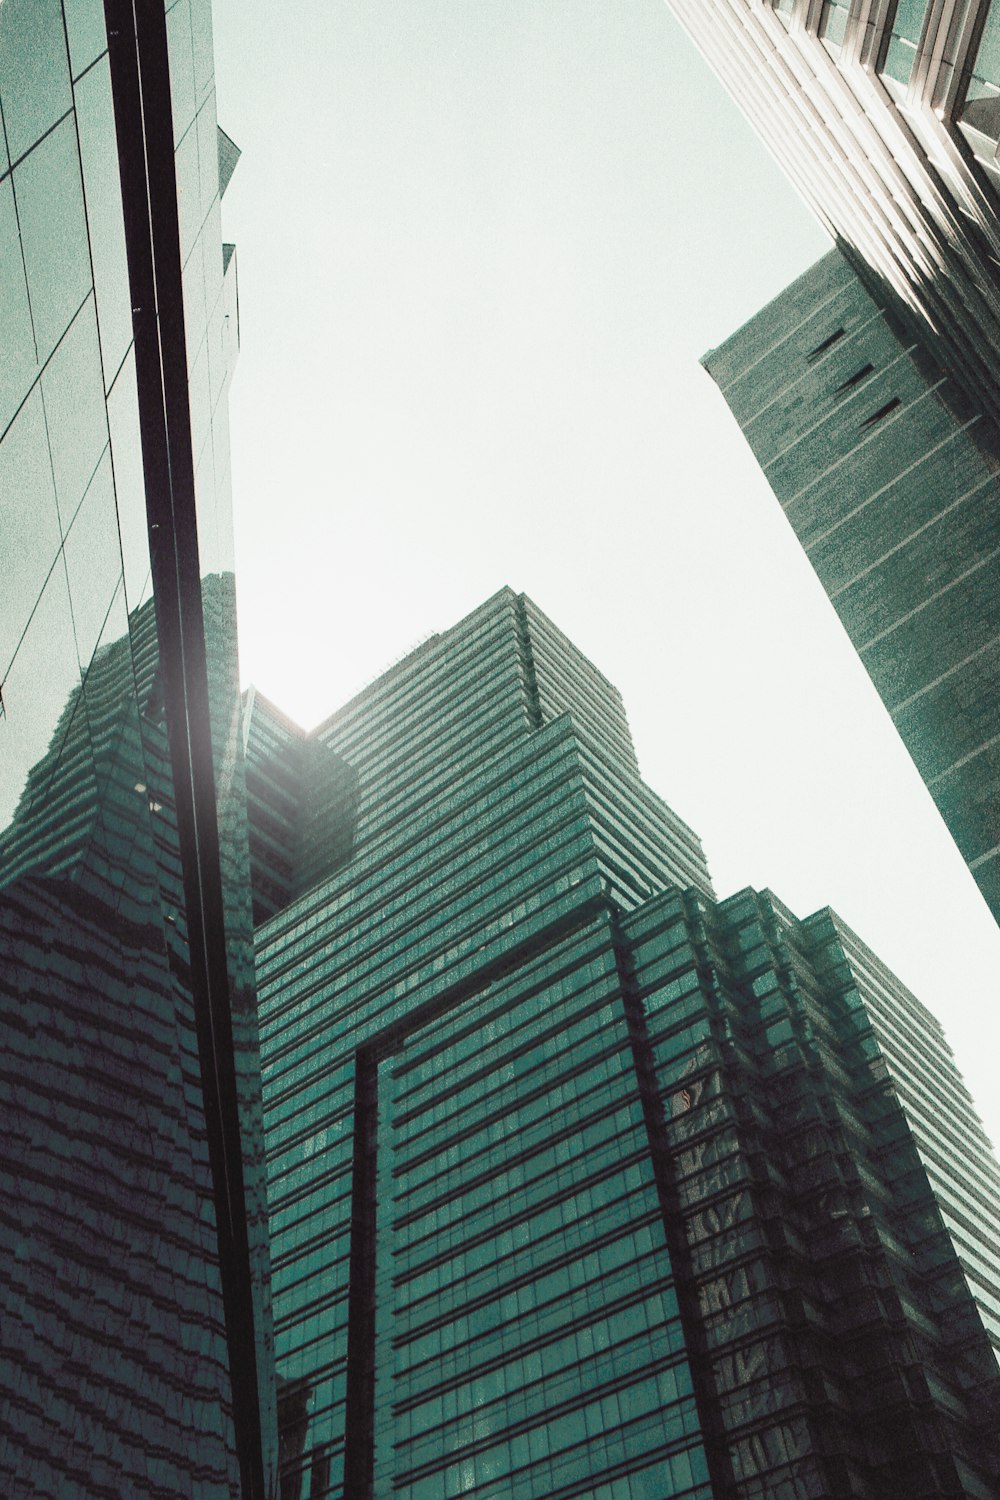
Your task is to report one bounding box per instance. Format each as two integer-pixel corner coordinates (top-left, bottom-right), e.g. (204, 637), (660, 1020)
(0, 1), (275, 1493)
(250, 589), (1000, 1500)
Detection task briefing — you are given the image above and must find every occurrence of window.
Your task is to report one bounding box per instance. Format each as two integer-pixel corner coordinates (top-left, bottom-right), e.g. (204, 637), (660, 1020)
(861, 396), (901, 427)
(819, 0), (851, 55)
(835, 362), (875, 394)
(879, 0), (933, 86)
(807, 326), (845, 362)
(959, 1), (1000, 143)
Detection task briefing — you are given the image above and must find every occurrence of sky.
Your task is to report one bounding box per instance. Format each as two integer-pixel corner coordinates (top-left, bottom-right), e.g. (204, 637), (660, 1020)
(211, 0), (1000, 1149)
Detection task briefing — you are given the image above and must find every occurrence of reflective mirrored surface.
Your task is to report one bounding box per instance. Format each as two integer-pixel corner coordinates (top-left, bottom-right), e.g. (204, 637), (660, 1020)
(0, 1), (276, 1490)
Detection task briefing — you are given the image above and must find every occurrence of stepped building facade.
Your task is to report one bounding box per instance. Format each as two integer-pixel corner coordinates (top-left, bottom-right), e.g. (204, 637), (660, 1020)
(249, 589), (1000, 1500)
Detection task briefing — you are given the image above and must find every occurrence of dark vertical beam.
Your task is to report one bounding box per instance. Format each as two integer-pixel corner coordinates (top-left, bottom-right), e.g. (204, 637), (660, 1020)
(514, 594), (544, 732)
(102, 2), (265, 1495)
(343, 1046), (379, 1500)
(609, 907), (737, 1498)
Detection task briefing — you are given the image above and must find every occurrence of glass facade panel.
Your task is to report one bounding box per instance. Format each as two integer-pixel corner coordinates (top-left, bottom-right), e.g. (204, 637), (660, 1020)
(0, 173), (38, 434)
(191, 0), (217, 106)
(1, 3), (276, 1493)
(182, 231), (209, 363)
(0, 0), (72, 162)
(39, 296), (109, 531)
(13, 114), (91, 364)
(0, 385), (64, 675)
(63, 0), (108, 80)
(189, 337), (213, 471)
(74, 56), (133, 387)
(0, 557), (81, 840)
(166, 0), (198, 145)
(197, 89), (221, 221)
(174, 118), (204, 274)
(367, 958), (696, 1497)
(106, 348), (151, 611)
(62, 455), (124, 673)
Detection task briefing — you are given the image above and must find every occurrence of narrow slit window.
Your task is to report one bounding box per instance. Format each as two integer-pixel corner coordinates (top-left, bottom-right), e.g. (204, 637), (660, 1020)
(836, 362), (874, 393)
(861, 397), (901, 428)
(807, 327), (845, 362)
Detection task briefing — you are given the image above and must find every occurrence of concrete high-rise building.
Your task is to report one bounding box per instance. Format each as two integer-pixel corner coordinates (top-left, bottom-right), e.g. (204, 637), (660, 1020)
(249, 589), (1000, 1500)
(662, 0), (1000, 430)
(0, 1), (275, 1494)
(659, 3), (1000, 931)
(705, 248), (1000, 926)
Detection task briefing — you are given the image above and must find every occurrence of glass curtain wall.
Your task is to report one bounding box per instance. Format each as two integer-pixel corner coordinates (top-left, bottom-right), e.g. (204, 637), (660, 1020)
(0, 0), (275, 1494)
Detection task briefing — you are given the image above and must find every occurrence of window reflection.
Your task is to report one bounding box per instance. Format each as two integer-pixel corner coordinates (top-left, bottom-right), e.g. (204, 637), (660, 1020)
(166, 0), (198, 145)
(0, 175), (37, 433)
(7, 362), (62, 571)
(879, 0), (933, 85)
(819, 0), (851, 55)
(64, 0), (108, 81)
(0, 573), (255, 1492)
(13, 114), (91, 365)
(74, 58), (132, 386)
(62, 458), (123, 674)
(0, 561), (81, 837)
(40, 296), (109, 532)
(0, 0), (72, 163)
(0, 577), (237, 888)
(959, 1), (1000, 142)
(106, 349), (151, 611)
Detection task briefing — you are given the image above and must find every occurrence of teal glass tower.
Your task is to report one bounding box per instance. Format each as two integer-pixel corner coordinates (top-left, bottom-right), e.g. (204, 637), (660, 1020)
(250, 589), (1000, 1500)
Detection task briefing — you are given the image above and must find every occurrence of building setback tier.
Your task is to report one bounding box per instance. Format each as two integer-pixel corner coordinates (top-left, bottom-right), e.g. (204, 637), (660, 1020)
(249, 589), (1000, 1499)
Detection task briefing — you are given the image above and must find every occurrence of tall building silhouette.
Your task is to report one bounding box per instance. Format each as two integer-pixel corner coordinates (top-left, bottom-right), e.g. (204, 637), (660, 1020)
(0, 0), (275, 1493)
(249, 589), (1000, 1500)
(705, 248), (1000, 926)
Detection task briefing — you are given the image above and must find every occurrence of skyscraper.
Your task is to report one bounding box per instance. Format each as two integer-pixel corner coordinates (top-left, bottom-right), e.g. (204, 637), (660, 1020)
(1, 1), (275, 1493)
(250, 589), (1000, 1500)
(662, 0), (1000, 431)
(704, 248), (1000, 926)
(656, 2), (1000, 931)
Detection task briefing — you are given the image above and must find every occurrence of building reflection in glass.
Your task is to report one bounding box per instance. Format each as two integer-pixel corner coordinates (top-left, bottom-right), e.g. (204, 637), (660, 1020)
(0, 577), (268, 1495)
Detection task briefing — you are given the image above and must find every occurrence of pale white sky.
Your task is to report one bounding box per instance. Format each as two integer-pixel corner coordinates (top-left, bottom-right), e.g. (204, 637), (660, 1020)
(213, 0), (1000, 1147)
